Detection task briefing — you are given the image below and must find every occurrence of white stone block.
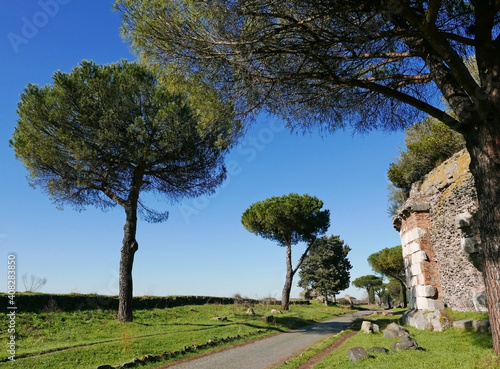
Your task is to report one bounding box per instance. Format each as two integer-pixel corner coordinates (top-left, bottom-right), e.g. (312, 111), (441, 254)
(415, 296), (429, 310)
(410, 263), (422, 276)
(401, 228), (426, 246)
(410, 276), (418, 287)
(416, 297), (444, 311)
(403, 241), (421, 257)
(417, 285), (437, 298)
(411, 251), (428, 264)
(427, 299), (445, 311)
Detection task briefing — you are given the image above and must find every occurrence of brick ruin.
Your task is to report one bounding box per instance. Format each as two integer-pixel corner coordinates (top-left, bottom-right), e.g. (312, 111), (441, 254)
(392, 149), (486, 327)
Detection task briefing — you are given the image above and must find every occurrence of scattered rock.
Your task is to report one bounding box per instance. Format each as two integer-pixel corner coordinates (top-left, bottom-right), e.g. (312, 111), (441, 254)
(246, 308), (255, 315)
(453, 319), (473, 330)
(271, 309), (282, 314)
(140, 354), (157, 363)
(368, 346), (389, 354)
(391, 337), (419, 350)
(211, 316), (228, 321)
(472, 319), (490, 332)
(359, 321), (380, 333)
(261, 315), (275, 323)
(348, 346), (368, 362)
(361, 321), (373, 333)
(404, 310), (449, 332)
(383, 323), (410, 339)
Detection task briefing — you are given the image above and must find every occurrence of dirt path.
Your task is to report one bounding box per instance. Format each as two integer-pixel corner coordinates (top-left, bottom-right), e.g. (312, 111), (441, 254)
(296, 331), (357, 369)
(157, 311), (373, 369)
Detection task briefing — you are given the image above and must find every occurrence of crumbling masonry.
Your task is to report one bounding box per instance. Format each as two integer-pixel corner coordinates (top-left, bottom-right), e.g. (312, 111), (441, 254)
(392, 149), (486, 327)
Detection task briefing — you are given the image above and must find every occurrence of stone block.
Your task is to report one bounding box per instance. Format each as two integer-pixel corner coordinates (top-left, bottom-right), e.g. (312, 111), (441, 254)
(412, 202), (431, 212)
(403, 241), (422, 257)
(416, 297), (444, 311)
(427, 311), (450, 332)
(411, 251), (428, 264)
(427, 299), (445, 311)
(391, 337), (419, 350)
(401, 228), (426, 247)
(360, 321), (373, 333)
(383, 323), (410, 339)
(261, 315), (275, 323)
(368, 347), (389, 354)
(417, 285), (437, 298)
(404, 310), (448, 331)
(410, 263), (422, 276)
(348, 347), (367, 362)
(453, 319), (473, 330)
(472, 319), (490, 332)
(407, 312), (432, 330)
(410, 274), (425, 287)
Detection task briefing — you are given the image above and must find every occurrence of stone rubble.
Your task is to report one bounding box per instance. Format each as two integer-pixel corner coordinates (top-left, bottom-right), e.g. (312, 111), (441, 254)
(348, 322), (423, 362)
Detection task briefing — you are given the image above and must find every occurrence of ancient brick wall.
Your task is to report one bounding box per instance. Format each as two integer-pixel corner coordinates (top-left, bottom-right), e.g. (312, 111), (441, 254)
(393, 149), (485, 312)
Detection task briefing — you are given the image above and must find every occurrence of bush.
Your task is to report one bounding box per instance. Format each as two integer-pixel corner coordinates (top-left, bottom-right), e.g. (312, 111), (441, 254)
(387, 117), (465, 196)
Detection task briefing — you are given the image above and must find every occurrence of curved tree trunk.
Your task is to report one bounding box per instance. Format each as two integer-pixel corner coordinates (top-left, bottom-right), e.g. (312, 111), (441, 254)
(118, 206), (139, 322)
(118, 167), (144, 322)
(466, 123), (500, 353)
(281, 244), (293, 311)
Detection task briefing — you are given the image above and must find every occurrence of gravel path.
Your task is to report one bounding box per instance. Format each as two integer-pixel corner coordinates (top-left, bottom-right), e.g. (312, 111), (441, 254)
(163, 310), (374, 369)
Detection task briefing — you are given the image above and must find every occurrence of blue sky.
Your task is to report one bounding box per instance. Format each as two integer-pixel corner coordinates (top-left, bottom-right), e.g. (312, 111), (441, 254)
(1, 1), (405, 300)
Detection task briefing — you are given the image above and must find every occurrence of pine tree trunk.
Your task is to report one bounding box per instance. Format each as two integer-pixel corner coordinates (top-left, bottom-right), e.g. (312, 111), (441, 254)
(118, 206), (139, 322)
(281, 244), (293, 311)
(466, 123), (500, 354)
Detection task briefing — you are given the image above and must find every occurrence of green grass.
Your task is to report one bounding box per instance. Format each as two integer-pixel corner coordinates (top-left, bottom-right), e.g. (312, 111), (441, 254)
(307, 311), (499, 369)
(443, 307), (490, 322)
(0, 300), (352, 369)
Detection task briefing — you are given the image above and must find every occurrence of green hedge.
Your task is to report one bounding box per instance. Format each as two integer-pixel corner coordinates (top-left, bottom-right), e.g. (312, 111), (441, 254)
(0, 293), (246, 313)
(0, 293), (310, 313)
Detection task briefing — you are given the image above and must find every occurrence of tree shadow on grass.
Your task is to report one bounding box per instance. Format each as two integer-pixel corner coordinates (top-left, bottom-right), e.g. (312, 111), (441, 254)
(465, 330), (494, 350)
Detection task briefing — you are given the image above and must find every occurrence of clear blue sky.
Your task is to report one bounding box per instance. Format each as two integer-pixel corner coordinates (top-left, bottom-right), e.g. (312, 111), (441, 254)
(0, 1), (405, 300)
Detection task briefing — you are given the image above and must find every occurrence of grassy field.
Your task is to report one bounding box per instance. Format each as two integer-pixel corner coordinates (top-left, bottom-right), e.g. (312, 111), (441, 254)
(0, 300), (352, 369)
(274, 309), (499, 369)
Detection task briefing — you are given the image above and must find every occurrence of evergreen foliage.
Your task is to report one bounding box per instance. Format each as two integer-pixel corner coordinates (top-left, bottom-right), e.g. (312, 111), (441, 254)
(368, 245), (408, 307)
(352, 275), (384, 305)
(388, 116), (466, 194)
(298, 235), (352, 305)
(115, 1), (500, 351)
(241, 193), (330, 310)
(10, 60), (240, 321)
